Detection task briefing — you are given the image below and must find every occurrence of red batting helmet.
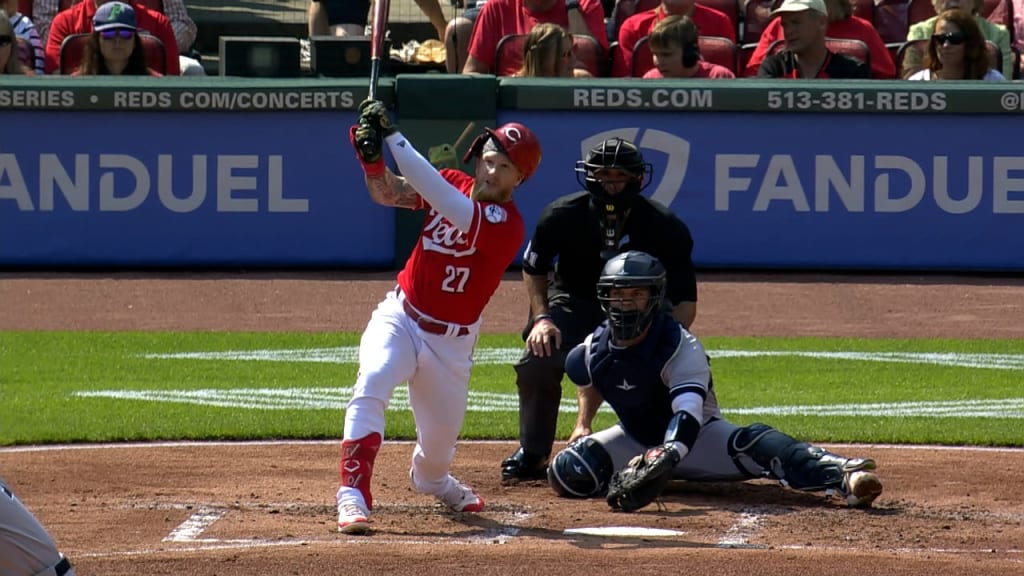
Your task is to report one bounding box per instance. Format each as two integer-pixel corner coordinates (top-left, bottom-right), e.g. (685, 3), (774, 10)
(463, 122), (542, 183)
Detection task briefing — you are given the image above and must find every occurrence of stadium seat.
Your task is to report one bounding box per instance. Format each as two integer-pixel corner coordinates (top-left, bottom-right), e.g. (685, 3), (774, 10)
(631, 34), (738, 75)
(873, 0), (910, 44)
(698, 35), (739, 72)
(59, 31), (167, 75)
(495, 33), (605, 76)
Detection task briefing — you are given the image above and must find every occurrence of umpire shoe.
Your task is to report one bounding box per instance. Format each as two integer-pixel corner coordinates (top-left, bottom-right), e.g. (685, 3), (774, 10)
(839, 458), (883, 508)
(500, 447), (549, 482)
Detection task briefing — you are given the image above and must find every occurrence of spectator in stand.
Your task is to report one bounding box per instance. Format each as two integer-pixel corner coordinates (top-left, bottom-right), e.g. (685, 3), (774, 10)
(0, 10), (32, 74)
(906, 0), (1011, 78)
(643, 14), (734, 77)
(612, 0), (735, 78)
(757, 0), (869, 78)
(4, 0), (43, 73)
(44, 0), (178, 74)
(514, 22), (579, 76)
(308, 0), (367, 37)
(161, 0), (202, 75)
(907, 9), (1006, 79)
(743, 0), (894, 78)
(461, 0), (608, 75)
(29, 0), (55, 43)
(1014, 0), (1023, 76)
(74, 1), (161, 75)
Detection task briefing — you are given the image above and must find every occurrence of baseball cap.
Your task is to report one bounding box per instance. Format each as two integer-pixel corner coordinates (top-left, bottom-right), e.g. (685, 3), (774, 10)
(93, 1), (138, 32)
(770, 0), (828, 17)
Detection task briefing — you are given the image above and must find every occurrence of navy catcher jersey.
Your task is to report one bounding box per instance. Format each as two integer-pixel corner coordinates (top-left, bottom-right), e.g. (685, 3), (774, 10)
(565, 313), (721, 447)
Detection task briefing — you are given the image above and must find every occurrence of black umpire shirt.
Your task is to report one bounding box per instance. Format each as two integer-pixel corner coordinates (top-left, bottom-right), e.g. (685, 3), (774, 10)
(522, 192), (698, 306)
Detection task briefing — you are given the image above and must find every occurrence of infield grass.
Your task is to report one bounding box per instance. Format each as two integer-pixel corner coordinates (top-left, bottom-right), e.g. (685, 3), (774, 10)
(1, 331), (1022, 446)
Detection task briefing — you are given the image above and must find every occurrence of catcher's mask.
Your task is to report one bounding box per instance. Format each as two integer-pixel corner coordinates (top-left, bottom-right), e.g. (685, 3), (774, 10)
(548, 437), (614, 498)
(463, 122), (542, 183)
(597, 250), (667, 342)
(575, 138), (652, 214)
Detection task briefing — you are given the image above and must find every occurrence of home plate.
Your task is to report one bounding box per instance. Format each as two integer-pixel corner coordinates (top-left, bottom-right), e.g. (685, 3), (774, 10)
(563, 526), (687, 537)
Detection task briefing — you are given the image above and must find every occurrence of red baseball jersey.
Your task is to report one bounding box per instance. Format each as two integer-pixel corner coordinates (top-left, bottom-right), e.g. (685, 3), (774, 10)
(396, 169), (525, 325)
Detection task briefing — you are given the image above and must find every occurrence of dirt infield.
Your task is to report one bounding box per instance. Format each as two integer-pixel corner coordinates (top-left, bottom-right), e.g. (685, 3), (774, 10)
(1, 272), (1023, 576)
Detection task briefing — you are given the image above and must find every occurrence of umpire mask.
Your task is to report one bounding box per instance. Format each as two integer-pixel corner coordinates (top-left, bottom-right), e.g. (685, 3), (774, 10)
(575, 138), (653, 215)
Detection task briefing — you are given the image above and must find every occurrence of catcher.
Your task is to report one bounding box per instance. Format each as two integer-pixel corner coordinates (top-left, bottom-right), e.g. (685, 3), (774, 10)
(548, 251), (883, 513)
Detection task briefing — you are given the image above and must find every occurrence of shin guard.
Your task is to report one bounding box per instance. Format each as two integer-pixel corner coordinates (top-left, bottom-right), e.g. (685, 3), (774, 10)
(340, 432), (382, 509)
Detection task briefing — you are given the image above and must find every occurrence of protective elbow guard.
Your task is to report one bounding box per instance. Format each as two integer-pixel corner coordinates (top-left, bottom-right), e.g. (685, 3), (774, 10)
(664, 410), (700, 452)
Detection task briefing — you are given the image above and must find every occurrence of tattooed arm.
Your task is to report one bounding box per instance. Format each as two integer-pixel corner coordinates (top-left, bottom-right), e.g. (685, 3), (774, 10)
(365, 170), (422, 210)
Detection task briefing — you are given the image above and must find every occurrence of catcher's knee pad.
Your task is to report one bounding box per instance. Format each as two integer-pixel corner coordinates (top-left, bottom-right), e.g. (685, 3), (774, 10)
(548, 437), (614, 498)
(728, 423), (846, 491)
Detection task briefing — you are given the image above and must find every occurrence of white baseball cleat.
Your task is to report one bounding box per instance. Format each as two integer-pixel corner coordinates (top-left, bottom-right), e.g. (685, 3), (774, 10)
(840, 459), (883, 508)
(337, 501), (371, 534)
(437, 479), (485, 513)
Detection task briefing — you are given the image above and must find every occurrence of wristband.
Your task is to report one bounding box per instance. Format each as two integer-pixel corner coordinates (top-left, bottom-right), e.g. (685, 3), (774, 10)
(565, 0), (581, 10)
(532, 313), (553, 326)
(349, 125), (386, 177)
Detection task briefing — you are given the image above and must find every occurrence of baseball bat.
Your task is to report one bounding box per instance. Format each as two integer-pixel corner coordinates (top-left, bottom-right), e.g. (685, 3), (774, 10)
(367, 0), (391, 102)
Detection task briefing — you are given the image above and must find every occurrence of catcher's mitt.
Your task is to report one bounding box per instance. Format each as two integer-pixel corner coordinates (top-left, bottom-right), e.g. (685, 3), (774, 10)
(606, 443), (681, 512)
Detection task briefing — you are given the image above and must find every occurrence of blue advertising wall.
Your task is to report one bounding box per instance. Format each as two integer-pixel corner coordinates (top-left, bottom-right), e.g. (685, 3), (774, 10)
(0, 111), (394, 267)
(502, 110), (1024, 271)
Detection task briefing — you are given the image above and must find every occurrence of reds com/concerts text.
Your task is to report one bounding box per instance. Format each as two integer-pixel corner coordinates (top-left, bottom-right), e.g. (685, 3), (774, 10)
(573, 88), (713, 109)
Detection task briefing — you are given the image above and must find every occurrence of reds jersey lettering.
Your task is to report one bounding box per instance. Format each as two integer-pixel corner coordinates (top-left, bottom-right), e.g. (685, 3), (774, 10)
(422, 211), (475, 257)
(397, 169), (525, 325)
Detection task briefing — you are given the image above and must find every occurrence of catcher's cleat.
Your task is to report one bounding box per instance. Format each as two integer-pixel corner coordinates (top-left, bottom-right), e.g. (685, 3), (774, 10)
(838, 459), (882, 508)
(437, 479), (485, 513)
(500, 447), (549, 483)
(337, 502), (371, 534)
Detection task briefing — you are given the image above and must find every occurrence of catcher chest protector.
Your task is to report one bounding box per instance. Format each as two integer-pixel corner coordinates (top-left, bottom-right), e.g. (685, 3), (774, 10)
(728, 423), (847, 491)
(548, 437), (615, 498)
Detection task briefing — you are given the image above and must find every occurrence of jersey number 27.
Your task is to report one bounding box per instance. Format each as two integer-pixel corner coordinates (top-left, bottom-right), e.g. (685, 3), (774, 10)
(442, 266), (470, 293)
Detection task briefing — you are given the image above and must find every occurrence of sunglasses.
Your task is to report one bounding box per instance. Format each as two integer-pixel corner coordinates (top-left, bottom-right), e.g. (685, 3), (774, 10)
(931, 32), (966, 46)
(99, 29), (135, 40)
(0, 35), (12, 47)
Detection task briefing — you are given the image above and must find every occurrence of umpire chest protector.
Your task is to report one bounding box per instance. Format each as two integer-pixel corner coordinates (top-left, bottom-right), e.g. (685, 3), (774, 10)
(586, 315), (680, 446)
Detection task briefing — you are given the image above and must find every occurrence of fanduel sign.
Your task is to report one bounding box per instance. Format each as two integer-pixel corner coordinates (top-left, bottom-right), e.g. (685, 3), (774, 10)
(0, 153), (309, 213)
(504, 111), (1024, 270)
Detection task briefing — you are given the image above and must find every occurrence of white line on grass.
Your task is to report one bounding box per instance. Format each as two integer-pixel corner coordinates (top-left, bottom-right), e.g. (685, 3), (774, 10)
(143, 347), (1024, 371)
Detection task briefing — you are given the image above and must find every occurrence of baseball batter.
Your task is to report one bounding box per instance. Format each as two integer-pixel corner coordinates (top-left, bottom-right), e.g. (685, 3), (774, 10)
(1, 477), (75, 576)
(547, 251), (884, 509)
(336, 100), (541, 534)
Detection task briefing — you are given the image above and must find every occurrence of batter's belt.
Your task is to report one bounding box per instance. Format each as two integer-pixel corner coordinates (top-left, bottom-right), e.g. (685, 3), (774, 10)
(399, 293), (471, 337)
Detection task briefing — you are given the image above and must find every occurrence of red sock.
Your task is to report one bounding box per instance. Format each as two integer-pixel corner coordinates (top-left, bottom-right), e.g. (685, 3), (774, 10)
(340, 432), (382, 509)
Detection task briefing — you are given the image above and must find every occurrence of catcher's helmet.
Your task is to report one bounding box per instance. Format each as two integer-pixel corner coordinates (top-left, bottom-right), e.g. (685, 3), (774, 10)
(597, 251), (667, 341)
(548, 437), (615, 498)
(463, 122), (542, 182)
(574, 138), (653, 212)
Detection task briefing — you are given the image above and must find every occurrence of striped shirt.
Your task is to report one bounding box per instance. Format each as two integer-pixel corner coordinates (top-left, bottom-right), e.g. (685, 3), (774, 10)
(9, 12), (45, 75)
